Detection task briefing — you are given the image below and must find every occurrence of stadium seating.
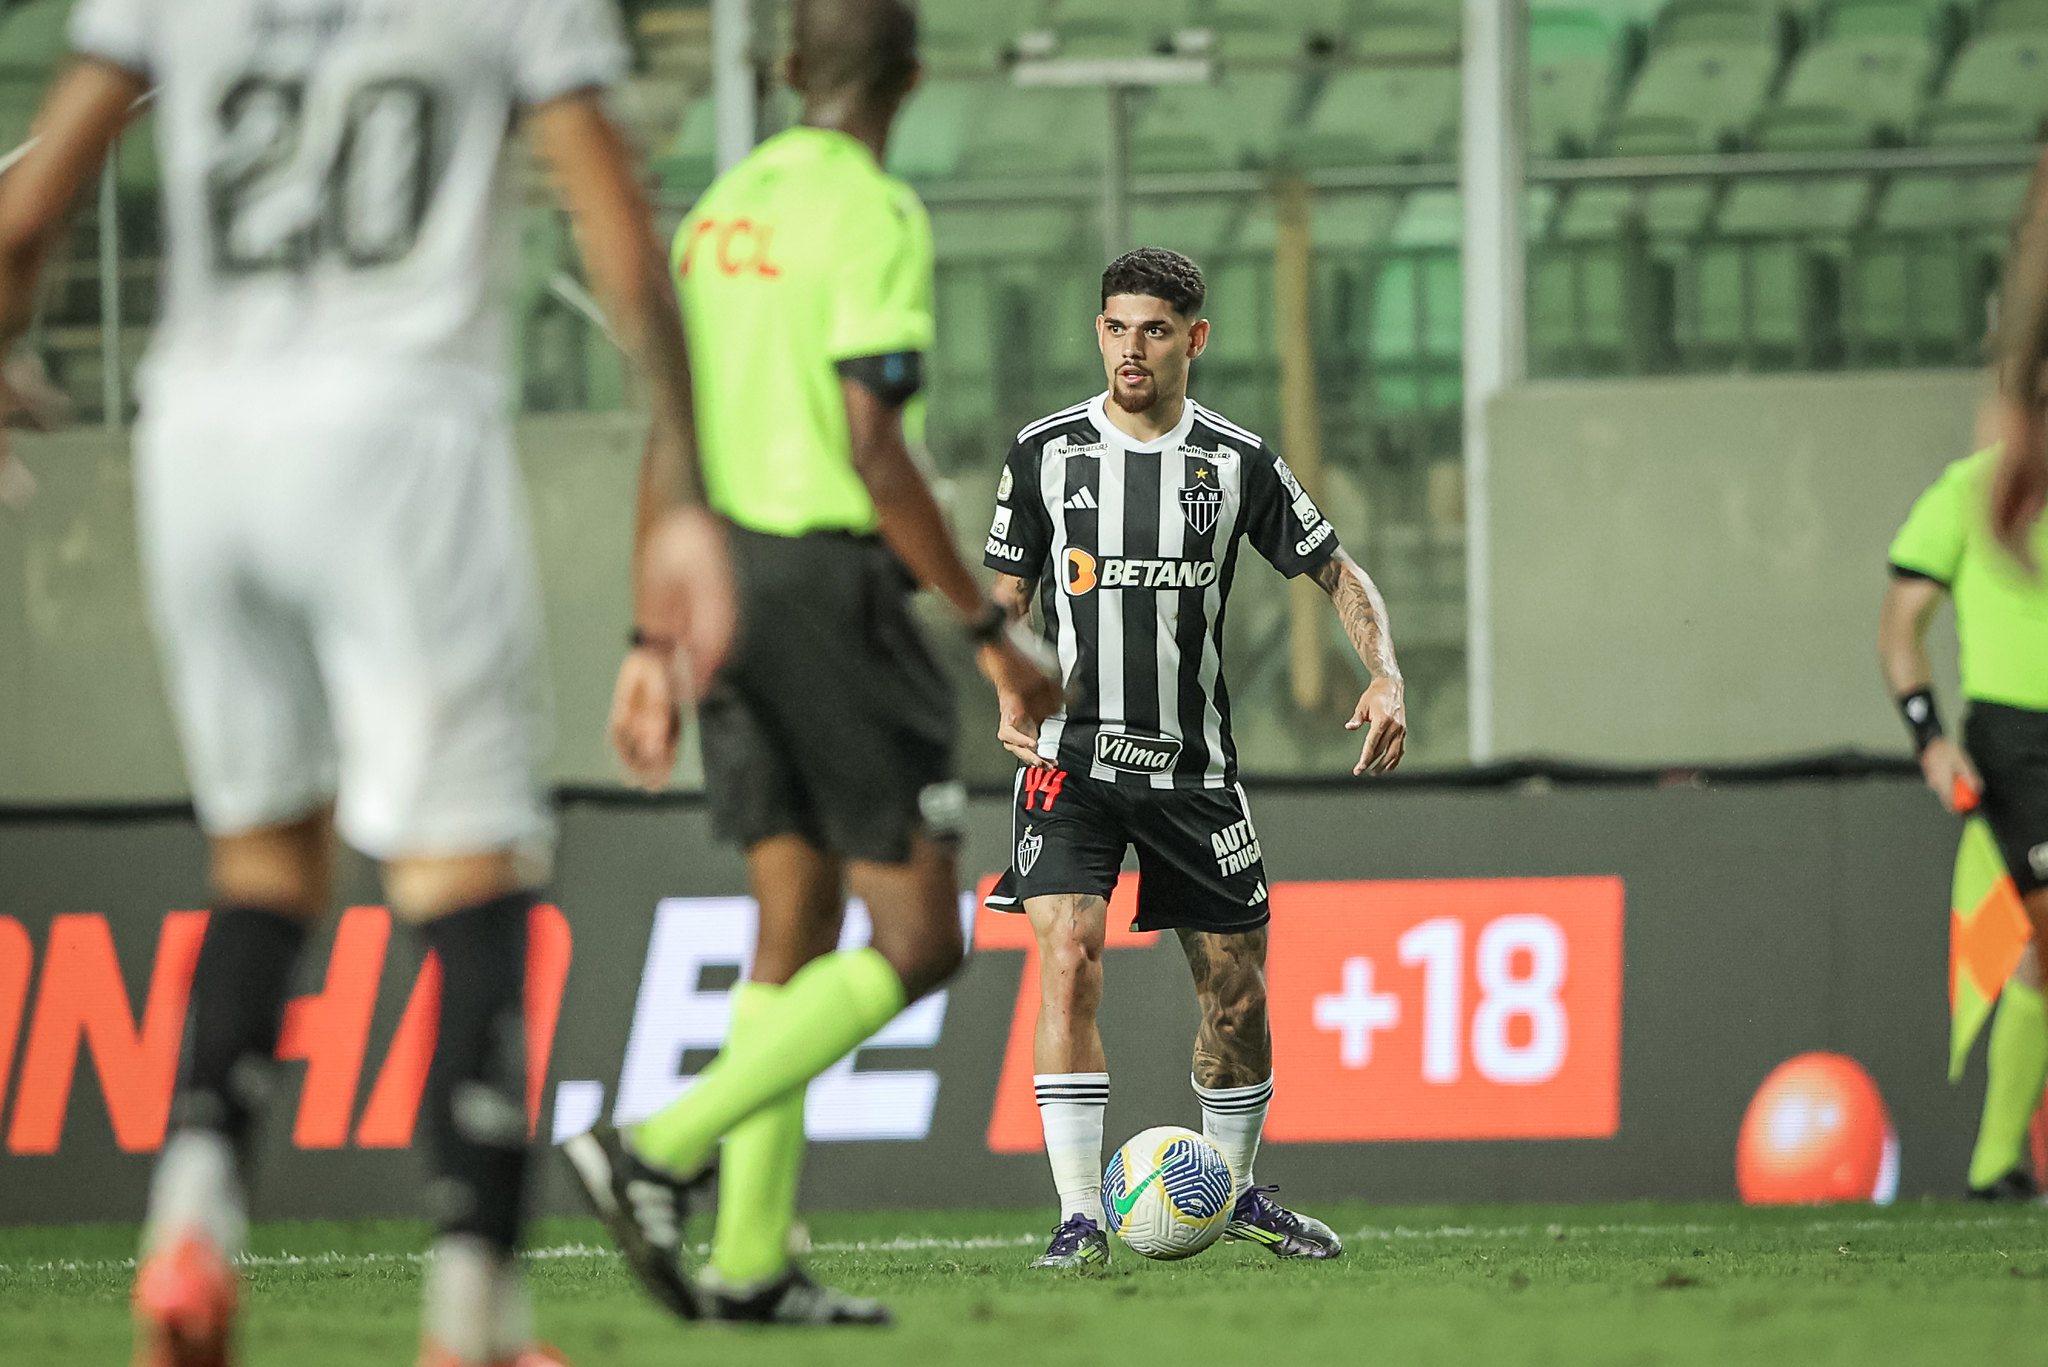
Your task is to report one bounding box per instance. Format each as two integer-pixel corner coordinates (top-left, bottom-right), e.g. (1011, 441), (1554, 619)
(1609, 0), (1787, 150)
(1530, 9), (1625, 157)
(1130, 71), (1302, 173)
(1762, 0), (1943, 146)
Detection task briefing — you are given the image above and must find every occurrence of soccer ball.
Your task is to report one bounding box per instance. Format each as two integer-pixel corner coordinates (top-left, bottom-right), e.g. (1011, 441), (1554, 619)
(1100, 1126), (1234, 1260)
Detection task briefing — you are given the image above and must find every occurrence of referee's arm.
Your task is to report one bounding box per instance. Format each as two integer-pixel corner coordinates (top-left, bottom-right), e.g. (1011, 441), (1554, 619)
(842, 380), (1061, 722)
(1878, 568), (1980, 812)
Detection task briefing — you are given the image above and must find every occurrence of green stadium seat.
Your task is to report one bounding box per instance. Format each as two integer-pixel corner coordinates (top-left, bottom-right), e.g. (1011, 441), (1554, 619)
(928, 267), (1000, 435)
(1131, 201), (1241, 259)
(1529, 245), (1631, 373)
(1716, 178), (1871, 235)
(1344, 5), (1461, 56)
(1203, 0), (1348, 58)
(1938, 34), (2048, 121)
(1844, 240), (1973, 361)
(1980, 0), (2048, 33)
(1611, 5), (1784, 150)
(1232, 192), (1404, 255)
(1530, 9), (1621, 157)
(1604, 112), (1714, 152)
(1763, 5), (1937, 143)
(920, 0), (1037, 67)
(886, 80), (979, 181)
(1555, 183), (1716, 240)
(958, 85), (1109, 178)
(1917, 99), (2041, 143)
(1131, 72), (1302, 173)
(1682, 240), (1805, 363)
(1295, 63), (1459, 165)
(1749, 104), (1868, 148)
(1370, 252), (1462, 358)
(1876, 170), (2031, 229)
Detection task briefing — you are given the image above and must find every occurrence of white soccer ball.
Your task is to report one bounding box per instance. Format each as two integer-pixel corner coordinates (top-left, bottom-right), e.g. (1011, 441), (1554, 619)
(1100, 1125), (1234, 1260)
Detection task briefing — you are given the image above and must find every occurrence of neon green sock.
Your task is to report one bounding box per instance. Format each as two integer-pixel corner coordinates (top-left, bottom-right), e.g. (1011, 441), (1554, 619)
(710, 982), (807, 1287)
(1969, 977), (2048, 1188)
(630, 948), (904, 1180)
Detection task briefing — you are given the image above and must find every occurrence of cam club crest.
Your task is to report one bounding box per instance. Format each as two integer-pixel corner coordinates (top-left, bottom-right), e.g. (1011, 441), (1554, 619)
(1016, 824), (1043, 876)
(1181, 465), (1222, 535)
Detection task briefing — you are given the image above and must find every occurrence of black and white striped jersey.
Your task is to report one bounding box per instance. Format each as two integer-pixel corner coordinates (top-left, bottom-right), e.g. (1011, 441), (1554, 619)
(982, 392), (1341, 789)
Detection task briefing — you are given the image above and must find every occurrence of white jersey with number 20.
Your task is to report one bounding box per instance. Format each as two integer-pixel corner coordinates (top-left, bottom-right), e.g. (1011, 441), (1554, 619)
(69, 0), (626, 389)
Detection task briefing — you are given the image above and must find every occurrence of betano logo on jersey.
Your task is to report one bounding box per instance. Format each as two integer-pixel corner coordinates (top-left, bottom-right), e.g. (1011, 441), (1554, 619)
(1063, 548), (1219, 595)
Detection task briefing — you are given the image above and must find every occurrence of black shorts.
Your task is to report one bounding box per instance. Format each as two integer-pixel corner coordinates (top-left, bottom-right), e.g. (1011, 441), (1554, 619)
(984, 767), (1270, 934)
(1963, 701), (2048, 895)
(699, 527), (958, 864)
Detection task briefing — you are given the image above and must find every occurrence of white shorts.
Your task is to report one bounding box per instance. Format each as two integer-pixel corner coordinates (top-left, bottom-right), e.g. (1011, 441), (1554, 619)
(134, 373), (551, 861)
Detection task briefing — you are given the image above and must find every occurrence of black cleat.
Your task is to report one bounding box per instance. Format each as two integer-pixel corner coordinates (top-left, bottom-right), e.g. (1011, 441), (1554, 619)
(705, 1265), (894, 1326)
(1223, 1184), (1344, 1260)
(1029, 1214), (1112, 1269)
(559, 1121), (708, 1319)
(1966, 1166), (2041, 1203)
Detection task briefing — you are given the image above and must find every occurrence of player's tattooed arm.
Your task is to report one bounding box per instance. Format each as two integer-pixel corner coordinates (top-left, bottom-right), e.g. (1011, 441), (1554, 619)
(1990, 149), (2048, 563)
(1313, 549), (1407, 775)
(990, 573), (1054, 767)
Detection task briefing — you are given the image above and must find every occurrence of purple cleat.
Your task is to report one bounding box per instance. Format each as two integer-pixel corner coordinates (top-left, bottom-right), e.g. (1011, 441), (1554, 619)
(1029, 1214), (1112, 1269)
(1224, 1185), (1343, 1260)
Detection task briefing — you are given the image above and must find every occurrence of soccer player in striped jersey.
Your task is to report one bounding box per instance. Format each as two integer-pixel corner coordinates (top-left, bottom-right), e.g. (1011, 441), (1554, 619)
(0, 1), (731, 1363)
(982, 247), (1407, 1268)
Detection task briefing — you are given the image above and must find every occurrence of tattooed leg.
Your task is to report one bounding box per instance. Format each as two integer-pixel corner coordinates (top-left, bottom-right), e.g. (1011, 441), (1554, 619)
(1179, 927), (1271, 1088)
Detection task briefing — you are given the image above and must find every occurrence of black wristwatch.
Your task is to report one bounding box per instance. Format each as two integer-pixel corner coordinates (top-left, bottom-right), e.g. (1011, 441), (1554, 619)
(628, 626), (676, 653)
(966, 600), (1009, 646)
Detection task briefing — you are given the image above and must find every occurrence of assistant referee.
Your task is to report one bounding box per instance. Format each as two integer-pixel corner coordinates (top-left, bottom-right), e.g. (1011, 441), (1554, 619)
(565, 0), (1060, 1327)
(1880, 442), (2048, 1199)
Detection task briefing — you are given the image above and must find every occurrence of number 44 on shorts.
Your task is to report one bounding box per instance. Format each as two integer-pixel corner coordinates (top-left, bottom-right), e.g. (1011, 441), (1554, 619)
(1022, 768), (1067, 812)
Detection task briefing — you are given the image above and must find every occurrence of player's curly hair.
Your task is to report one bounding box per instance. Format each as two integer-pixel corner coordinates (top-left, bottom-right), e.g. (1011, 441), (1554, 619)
(1101, 247), (1206, 318)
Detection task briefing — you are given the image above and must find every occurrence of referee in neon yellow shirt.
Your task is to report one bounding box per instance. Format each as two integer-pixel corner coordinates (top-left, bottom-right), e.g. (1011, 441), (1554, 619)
(564, 0), (1060, 1326)
(1881, 443), (2048, 1199)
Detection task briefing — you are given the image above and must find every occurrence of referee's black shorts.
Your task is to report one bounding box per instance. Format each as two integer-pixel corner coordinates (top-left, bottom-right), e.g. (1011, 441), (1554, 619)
(984, 767), (1271, 935)
(698, 526), (959, 864)
(1963, 701), (2048, 896)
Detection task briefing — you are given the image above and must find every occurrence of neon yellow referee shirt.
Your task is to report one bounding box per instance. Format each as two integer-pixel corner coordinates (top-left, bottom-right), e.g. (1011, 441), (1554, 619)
(672, 126), (935, 537)
(1889, 446), (2048, 711)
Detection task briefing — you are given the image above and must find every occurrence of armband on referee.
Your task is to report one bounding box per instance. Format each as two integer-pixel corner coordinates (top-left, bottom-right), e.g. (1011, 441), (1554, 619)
(965, 600), (1008, 646)
(1897, 686), (1944, 754)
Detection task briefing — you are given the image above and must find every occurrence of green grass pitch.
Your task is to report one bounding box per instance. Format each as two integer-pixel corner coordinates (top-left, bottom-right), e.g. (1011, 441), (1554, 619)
(4, 1203), (2046, 1365)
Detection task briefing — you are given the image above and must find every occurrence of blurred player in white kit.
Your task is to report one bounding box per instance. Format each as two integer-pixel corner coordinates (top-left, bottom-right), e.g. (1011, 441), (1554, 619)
(0, 2), (732, 1364)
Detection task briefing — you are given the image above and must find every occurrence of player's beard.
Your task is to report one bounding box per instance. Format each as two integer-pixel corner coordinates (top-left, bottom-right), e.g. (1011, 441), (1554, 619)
(1111, 372), (1159, 413)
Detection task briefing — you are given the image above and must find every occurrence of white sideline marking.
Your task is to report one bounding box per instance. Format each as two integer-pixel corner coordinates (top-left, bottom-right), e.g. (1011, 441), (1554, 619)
(5, 1214), (2043, 1277)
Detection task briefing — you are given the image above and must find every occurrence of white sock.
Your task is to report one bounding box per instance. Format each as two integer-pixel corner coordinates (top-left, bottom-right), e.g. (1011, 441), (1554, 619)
(423, 1235), (533, 1365)
(1194, 1075), (1273, 1200)
(142, 1129), (247, 1257)
(1035, 1072), (1109, 1224)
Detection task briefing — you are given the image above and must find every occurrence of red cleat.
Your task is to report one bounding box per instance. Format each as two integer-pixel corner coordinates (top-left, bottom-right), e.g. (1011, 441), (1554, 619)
(132, 1233), (238, 1367)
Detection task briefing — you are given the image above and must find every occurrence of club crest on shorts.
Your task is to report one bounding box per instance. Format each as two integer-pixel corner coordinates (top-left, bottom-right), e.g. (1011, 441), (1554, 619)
(1181, 466), (1222, 535)
(1016, 824), (1043, 876)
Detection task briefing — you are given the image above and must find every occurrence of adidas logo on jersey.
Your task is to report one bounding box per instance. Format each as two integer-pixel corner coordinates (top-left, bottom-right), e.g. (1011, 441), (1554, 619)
(1063, 488), (1099, 510)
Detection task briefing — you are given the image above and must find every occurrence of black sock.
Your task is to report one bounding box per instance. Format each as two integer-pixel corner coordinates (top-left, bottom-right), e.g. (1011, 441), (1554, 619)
(418, 891), (533, 1255)
(174, 906), (309, 1159)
